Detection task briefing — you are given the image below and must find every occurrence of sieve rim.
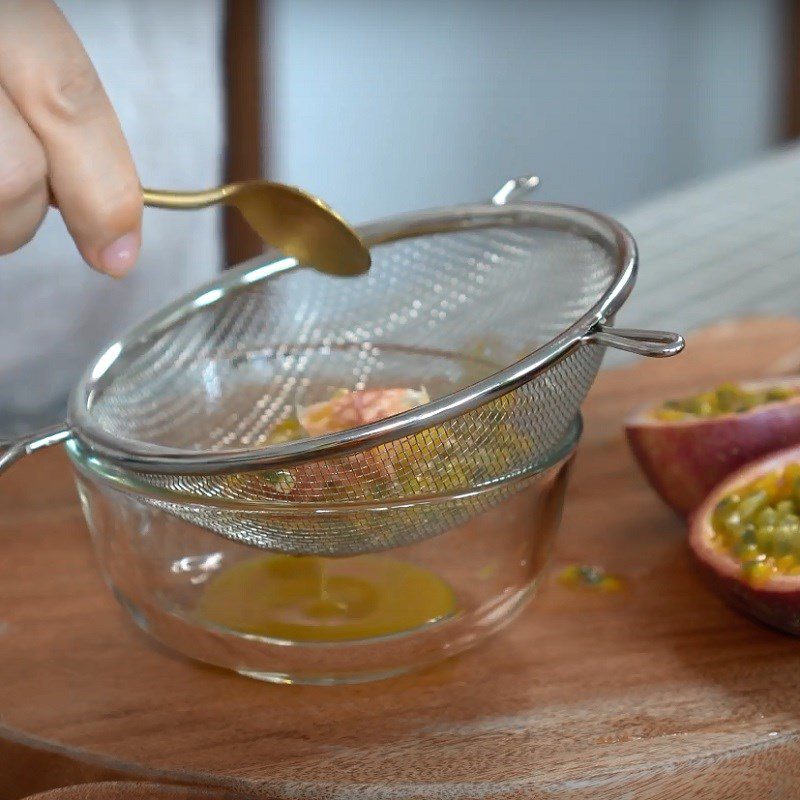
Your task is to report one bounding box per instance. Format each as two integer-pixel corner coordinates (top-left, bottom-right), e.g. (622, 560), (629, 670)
(66, 415), (582, 512)
(69, 200), (635, 474)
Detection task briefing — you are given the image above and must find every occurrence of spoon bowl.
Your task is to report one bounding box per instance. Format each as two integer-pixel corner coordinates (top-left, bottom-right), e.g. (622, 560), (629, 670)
(143, 181), (371, 276)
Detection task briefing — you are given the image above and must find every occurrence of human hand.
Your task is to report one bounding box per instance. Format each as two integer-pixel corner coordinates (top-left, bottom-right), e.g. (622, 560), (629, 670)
(0, 0), (141, 276)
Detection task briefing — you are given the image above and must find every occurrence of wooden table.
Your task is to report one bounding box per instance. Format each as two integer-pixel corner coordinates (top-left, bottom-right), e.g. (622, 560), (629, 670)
(3, 317), (800, 799)
(21, 784), (238, 800)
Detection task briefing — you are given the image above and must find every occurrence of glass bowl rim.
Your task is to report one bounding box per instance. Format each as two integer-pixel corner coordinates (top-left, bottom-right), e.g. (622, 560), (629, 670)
(67, 415), (582, 513)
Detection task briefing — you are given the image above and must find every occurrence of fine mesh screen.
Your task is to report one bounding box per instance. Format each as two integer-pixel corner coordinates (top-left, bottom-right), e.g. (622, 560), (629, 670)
(79, 222), (617, 554)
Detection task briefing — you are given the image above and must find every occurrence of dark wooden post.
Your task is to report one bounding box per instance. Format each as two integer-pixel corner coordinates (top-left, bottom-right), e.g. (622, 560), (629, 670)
(783, 0), (800, 141)
(223, 0), (265, 267)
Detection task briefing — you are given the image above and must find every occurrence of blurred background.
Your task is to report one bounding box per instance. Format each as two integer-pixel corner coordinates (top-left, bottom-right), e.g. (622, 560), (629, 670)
(3, 0), (800, 434)
(265, 0), (787, 222)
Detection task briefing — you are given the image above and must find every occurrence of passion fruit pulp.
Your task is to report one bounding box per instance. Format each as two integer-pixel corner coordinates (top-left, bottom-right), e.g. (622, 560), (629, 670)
(654, 382), (794, 420)
(297, 387), (431, 437)
(690, 446), (800, 635)
(252, 386), (532, 502)
(626, 378), (800, 515)
(255, 387), (432, 500)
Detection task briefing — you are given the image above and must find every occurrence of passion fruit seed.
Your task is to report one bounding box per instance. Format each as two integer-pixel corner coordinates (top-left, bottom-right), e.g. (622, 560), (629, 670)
(712, 462), (800, 583)
(655, 382), (795, 421)
(557, 564), (624, 592)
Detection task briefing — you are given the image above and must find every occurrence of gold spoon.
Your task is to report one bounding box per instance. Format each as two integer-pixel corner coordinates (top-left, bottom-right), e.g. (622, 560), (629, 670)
(142, 182), (371, 277)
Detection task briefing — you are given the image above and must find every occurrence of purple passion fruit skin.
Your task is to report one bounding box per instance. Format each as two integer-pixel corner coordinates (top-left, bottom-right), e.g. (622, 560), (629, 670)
(690, 446), (800, 636)
(626, 380), (800, 516)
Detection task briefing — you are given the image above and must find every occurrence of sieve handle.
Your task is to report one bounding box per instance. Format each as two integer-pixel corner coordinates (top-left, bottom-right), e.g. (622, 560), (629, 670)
(582, 325), (685, 358)
(0, 424), (72, 476)
(491, 175), (541, 205)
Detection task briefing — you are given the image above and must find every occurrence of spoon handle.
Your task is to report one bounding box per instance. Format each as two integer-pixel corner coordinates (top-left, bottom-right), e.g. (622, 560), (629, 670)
(142, 186), (233, 210)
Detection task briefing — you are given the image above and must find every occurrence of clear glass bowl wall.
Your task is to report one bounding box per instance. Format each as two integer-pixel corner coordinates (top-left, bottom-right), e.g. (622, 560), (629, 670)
(68, 417), (580, 685)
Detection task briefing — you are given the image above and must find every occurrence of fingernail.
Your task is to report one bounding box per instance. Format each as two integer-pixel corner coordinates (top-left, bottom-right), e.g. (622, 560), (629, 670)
(100, 232), (140, 277)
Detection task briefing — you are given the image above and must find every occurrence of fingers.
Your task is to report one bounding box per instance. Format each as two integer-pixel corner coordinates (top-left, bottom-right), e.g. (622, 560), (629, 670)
(0, 0), (142, 276)
(0, 85), (49, 255)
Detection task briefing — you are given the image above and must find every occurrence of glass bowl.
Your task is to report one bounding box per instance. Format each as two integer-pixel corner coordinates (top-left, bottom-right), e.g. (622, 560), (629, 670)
(67, 417), (581, 685)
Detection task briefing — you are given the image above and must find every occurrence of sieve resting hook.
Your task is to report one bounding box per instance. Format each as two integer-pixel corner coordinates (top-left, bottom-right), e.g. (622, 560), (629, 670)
(581, 325), (685, 358)
(491, 176), (541, 206)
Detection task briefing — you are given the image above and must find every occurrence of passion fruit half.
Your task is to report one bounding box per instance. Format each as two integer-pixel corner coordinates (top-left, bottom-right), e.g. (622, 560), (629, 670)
(626, 379), (800, 515)
(690, 447), (800, 635)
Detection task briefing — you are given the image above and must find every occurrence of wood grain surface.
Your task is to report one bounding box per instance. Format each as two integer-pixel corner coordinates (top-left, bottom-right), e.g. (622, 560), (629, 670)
(3, 317), (800, 800)
(22, 783), (243, 800)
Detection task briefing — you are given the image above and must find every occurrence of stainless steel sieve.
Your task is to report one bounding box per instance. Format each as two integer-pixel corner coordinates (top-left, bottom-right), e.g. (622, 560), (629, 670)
(1, 176), (683, 555)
